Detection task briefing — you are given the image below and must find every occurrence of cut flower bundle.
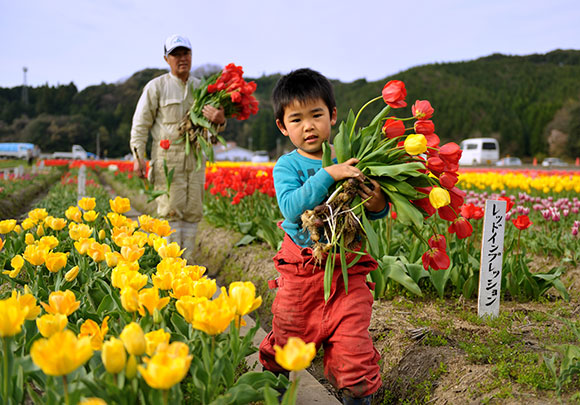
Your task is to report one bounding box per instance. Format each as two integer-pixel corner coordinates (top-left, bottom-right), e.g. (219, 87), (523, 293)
(178, 63), (259, 170)
(302, 80), (472, 300)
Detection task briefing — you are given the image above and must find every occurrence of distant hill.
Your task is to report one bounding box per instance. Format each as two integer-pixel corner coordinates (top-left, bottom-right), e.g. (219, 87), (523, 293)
(1, 50), (579, 159)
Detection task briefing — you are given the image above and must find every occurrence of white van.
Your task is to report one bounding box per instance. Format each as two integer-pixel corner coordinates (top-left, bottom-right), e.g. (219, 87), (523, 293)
(459, 138), (500, 166)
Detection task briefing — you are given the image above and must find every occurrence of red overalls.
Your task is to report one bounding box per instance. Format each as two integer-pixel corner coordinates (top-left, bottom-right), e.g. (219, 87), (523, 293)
(259, 233), (382, 398)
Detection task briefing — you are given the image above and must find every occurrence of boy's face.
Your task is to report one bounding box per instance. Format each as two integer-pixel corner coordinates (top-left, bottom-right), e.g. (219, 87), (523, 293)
(276, 98), (337, 159)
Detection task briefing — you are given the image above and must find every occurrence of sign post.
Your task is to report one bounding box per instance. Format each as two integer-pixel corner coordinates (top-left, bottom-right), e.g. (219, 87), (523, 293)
(77, 165), (86, 199)
(477, 199), (507, 318)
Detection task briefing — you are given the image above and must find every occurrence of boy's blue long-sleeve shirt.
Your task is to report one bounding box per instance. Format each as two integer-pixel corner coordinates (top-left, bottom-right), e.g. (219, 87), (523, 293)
(274, 150), (388, 247)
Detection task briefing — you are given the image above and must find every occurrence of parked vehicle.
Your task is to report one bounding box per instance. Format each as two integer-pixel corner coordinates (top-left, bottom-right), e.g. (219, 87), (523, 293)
(541, 157), (568, 167)
(496, 157), (522, 166)
(458, 138), (500, 166)
(251, 151), (270, 163)
(0, 142), (40, 160)
(51, 145), (88, 160)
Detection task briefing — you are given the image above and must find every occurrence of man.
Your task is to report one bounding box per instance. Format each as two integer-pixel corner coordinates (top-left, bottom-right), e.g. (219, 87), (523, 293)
(130, 34), (225, 261)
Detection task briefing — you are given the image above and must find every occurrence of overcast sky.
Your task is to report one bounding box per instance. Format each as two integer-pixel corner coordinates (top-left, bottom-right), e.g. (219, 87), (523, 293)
(1, 0), (579, 90)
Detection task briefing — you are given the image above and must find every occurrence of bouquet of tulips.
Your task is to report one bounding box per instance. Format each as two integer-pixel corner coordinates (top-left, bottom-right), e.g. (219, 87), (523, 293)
(178, 63), (259, 170)
(301, 80), (470, 300)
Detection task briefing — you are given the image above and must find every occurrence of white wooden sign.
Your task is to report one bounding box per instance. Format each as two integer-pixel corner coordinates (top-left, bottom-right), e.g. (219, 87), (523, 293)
(77, 165), (87, 199)
(477, 199), (507, 318)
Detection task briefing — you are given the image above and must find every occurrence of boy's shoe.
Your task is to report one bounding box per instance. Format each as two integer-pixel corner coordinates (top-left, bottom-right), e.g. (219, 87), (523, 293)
(342, 393), (372, 405)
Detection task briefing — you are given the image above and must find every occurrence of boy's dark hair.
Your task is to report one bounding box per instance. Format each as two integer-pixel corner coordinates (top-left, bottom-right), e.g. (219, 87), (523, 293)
(272, 68), (336, 127)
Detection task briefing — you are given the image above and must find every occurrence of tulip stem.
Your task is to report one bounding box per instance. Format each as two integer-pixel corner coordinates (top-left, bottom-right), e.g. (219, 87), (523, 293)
(62, 375), (70, 405)
(2, 337), (9, 401)
(162, 389), (169, 405)
(349, 96), (383, 140)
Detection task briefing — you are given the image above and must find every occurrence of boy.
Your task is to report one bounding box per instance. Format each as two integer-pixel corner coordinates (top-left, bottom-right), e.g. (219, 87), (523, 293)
(259, 68), (387, 405)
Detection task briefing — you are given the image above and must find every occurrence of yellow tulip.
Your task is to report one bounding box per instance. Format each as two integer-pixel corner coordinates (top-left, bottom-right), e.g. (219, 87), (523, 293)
(274, 337), (316, 372)
(125, 354), (138, 379)
(111, 267), (147, 291)
(109, 196), (131, 214)
(38, 235), (59, 250)
(13, 290), (41, 320)
(78, 197), (96, 211)
(25, 233), (36, 245)
(69, 223), (94, 240)
(152, 235), (167, 251)
(30, 330), (93, 376)
(23, 244), (47, 266)
(403, 134), (427, 156)
(79, 398), (107, 405)
(176, 296), (207, 324)
(171, 276), (196, 299)
(152, 271), (174, 290)
(79, 316), (109, 350)
(36, 313), (68, 337)
(65, 206), (83, 222)
(144, 328), (171, 356)
(107, 212), (128, 228)
(120, 287), (140, 313)
(190, 289), (235, 335)
(0, 237), (3, 252)
(138, 343), (192, 390)
(74, 237), (96, 255)
(156, 257), (185, 275)
(36, 224), (44, 237)
(47, 217), (67, 231)
(65, 266), (80, 282)
(183, 265), (206, 282)
(102, 337), (126, 374)
(13, 225), (21, 234)
(120, 322), (146, 356)
(0, 219), (17, 234)
(151, 219), (174, 238)
(41, 290), (80, 316)
(138, 287), (170, 317)
(21, 218), (35, 230)
(120, 245), (145, 262)
(193, 277), (217, 299)
(105, 251), (122, 267)
(138, 215), (155, 232)
(428, 187), (451, 209)
(228, 281), (262, 317)
(157, 242), (185, 259)
(2, 255), (24, 278)
(83, 210), (99, 223)
(98, 229), (106, 240)
(28, 208), (48, 223)
(0, 295), (28, 337)
(87, 242), (111, 263)
(45, 251), (68, 273)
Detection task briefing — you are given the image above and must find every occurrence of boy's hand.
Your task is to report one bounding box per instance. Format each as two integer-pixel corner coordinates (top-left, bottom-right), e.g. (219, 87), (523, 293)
(324, 158), (363, 181)
(202, 105), (226, 125)
(359, 178), (387, 213)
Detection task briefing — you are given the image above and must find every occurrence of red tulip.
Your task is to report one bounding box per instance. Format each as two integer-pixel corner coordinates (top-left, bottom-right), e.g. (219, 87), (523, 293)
(497, 197), (514, 213)
(460, 203), (484, 220)
(382, 118), (406, 139)
(382, 80), (407, 108)
(448, 217), (473, 239)
(511, 215), (532, 230)
(439, 171), (459, 189)
(159, 139), (171, 150)
(427, 156), (445, 176)
(422, 248), (450, 271)
(439, 142), (462, 165)
(428, 234), (447, 251)
(412, 100), (434, 119)
(414, 120), (435, 135)
(424, 133), (440, 150)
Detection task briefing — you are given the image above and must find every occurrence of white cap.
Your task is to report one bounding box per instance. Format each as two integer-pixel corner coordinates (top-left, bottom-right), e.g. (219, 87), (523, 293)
(164, 35), (192, 56)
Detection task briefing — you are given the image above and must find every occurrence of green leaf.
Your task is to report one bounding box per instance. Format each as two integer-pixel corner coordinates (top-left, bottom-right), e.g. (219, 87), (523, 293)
(321, 141), (333, 168)
(170, 312), (190, 338)
(361, 211), (379, 257)
(380, 260), (423, 296)
(339, 234), (348, 295)
(96, 295), (115, 315)
(428, 266), (451, 298)
(235, 235), (256, 246)
(384, 190), (424, 229)
(333, 124), (350, 163)
(405, 263), (429, 284)
(367, 162), (426, 178)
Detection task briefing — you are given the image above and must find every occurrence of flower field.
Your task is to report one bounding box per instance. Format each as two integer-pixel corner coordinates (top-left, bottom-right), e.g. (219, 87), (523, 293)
(1, 161), (580, 403)
(0, 166), (312, 405)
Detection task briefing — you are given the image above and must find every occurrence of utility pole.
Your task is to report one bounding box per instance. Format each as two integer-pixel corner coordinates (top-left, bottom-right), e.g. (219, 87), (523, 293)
(96, 132), (101, 159)
(22, 67), (29, 106)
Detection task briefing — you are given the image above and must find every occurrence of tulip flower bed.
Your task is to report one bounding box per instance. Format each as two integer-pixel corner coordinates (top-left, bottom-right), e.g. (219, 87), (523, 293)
(0, 167), (320, 405)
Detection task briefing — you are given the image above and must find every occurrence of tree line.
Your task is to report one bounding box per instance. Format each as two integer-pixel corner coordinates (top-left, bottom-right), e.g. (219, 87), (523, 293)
(1, 50), (580, 160)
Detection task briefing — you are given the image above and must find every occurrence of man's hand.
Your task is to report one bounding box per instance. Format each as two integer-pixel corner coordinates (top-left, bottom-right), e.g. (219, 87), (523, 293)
(202, 105), (226, 125)
(324, 158), (363, 181)
(358, 178), (387, 213)
(134, 158), (147, 179)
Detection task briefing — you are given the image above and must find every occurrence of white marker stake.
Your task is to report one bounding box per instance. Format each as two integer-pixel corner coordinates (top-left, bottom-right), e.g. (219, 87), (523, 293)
(477, 199), (507, 318)
(77, 165), (87, 199)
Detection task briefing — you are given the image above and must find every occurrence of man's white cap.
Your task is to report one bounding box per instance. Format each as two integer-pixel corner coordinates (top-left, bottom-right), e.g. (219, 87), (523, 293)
(164, 34), (192, 56)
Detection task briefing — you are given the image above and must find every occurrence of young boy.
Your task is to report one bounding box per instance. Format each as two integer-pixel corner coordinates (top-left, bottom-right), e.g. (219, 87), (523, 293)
(259, 68), (387, 405)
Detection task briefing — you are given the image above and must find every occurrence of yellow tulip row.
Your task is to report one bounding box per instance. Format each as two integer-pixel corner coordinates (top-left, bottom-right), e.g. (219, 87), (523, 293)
(0, 194), (316, 402)
(458, 171), (580, 194)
